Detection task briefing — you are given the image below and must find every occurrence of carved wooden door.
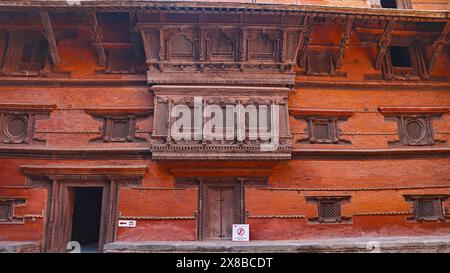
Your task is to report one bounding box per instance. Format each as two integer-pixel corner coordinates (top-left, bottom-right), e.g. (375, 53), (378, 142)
(201, 183), (241, 240)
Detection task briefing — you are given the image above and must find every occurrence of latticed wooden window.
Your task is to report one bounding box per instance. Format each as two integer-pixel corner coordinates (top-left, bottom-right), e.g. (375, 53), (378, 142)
(318, 200), (341, 223)
(414, 199), (444, 221)
(404, 195), (447, 222)
(0, 200), (13, 222)
(103, 117), (135, 142)
(111, 120), (129, 139)
(306, 196), (351, 224)
(307, 118), (339, 144)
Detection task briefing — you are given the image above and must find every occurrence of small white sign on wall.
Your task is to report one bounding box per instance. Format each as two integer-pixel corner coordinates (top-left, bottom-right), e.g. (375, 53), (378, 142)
(232, 224), (249, 241)
(118, 220), (136, 228)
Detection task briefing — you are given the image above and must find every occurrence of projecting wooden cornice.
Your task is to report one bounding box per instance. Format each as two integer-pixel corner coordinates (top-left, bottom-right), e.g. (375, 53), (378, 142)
(289, 108), (354, 117)
(0, 1), (448, 22)
(378, 107), (449, 115)
(0, 103), (56, 113)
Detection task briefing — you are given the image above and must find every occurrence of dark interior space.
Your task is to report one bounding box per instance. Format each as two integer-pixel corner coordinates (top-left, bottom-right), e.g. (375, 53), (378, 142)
(380, 0), (398, 8)
(389, 46), (412, 67)
(71, 187), (103, 249)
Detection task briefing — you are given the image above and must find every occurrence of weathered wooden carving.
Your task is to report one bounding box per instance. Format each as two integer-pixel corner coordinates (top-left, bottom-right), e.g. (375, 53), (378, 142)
(428, 22), (450, 73)
(88, 12), (107, 67)
(0, 104), (56, 145)
(375, 20), (396, 70)
(85, 108), (152, 143)
(0, 30), (50, 76)
(290, 108), (353, 145)
(137, 12), (304, 85)
(0, 198), (26, 224)
(150, 85), (292, 160)
(306, 196), (351, 224)
(381, 39), (429, 80)
(378, 107), (447, 147)
(39, 11), (61, 67)
(404, 195), (449, 222)
(335, 16), (354, 69)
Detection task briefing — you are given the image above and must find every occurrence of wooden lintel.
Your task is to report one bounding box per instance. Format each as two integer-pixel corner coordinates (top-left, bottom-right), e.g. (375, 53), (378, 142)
(335, 15), (354, 69)
(428, 22), (450, 72)
(375, 20), (396, 70)
(39, 11), (61, 66)
(88, 11), (107, 67)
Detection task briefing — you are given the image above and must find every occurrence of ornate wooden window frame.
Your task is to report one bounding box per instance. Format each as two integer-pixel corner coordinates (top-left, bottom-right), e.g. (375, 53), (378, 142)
(404, 195), (449, 222)
(0, 103), (56, 145)
(290, 108), (353, 145)
(0, 198), (26, 224)
(378, 107), (448, 147)
(306, 196), (352, 224)
(381, 39), (428, 80)
(373, 0), (412, 9)
(0, 30), (51, 76)
(85, 107), (153, 143)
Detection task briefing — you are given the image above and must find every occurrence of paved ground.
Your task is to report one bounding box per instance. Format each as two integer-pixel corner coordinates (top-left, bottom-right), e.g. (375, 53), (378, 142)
(103, 235), (450, 253)
(2, 235), (449, 252)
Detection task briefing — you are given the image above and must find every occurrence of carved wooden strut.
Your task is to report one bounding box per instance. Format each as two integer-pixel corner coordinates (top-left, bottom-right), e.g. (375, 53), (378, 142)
(428, 22), (450, 72)
(335, 16), (354, 69)
(88, 12), (107, 67)
(39, 12), (61, 66)
(375, 20), (396, 70)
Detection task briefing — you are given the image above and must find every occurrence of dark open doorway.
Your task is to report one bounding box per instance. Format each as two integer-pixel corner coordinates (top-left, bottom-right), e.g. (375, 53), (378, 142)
(71, 187), (103, 253)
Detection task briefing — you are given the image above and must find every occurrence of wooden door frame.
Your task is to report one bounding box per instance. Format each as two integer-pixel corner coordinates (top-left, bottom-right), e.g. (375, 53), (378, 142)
(20, 165), (148, 252)
(197, 179), (246, 241)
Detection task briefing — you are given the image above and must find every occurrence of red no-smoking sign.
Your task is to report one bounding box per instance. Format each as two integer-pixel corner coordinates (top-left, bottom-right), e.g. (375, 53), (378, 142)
(232, 224), (249, 241)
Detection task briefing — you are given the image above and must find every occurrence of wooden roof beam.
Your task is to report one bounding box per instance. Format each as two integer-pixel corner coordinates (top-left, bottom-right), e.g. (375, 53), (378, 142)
(88, 11), (106, 67)
(39, 11), (61, 66)
(428, 22), (450, 72)
(375, 19), (396, 70)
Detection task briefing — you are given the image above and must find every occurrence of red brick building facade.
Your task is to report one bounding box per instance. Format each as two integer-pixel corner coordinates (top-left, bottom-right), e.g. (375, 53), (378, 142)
(0, 1), (449, 253)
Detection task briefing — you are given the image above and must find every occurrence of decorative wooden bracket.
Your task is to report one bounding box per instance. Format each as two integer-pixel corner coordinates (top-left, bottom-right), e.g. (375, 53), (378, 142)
(39, 12), (61, 66)
(298, 15), (313, 68)
(335, 16), (354, 69)
(375, 20), (396, 70)
(88, 12), (106, 67)
(428, 22), (450, 72)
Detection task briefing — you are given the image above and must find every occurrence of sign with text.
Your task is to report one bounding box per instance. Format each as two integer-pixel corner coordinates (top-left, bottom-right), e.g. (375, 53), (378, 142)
(118, 220), (136, 228)
(232, 224), (250, 241)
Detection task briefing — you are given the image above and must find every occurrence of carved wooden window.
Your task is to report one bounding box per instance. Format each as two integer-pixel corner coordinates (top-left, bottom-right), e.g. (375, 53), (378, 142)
(17, 38), (47, 72)
(382, 40), (427, 80)
(105, 48), (135, 74)
(307, 118), (339, 144)
(404, 195), (448, 222)
(0, 200), (13, 222)
(0, 113), (31, 144)
(0, 31), (49, 76)
(380, 0), (411, 9)
(306, 50), (334, 76)
(398, 116), (434, 146)
(103, 117), (135, 142)
(306, 196), (351, 224)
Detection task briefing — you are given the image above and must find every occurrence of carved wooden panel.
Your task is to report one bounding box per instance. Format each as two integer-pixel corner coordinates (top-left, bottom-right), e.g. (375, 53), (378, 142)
(150, 85), (292, 160)
(0, 198), (26, 223)
(306, 50), (335, 76)
(398, 116), (434, 146)
(306, 196), (351, 224)
(404, 195), (448, 222)
(0, 31), (49, 76)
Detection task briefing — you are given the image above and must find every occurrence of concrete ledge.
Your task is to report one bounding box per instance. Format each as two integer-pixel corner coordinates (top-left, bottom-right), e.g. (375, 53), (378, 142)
(0, 241), (41, 253)
(104, 236), (450, 253)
